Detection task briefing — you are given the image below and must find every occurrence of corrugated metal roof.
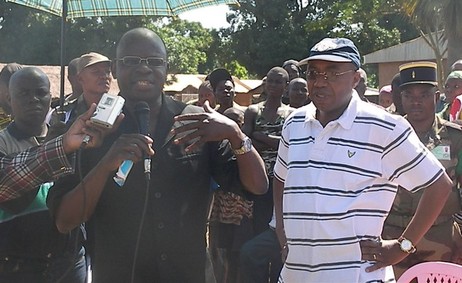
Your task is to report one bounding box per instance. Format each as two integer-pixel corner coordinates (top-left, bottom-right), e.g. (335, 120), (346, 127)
(240, 79), (263, 90)
(363, 32), (447, 64)
(164, 74), (206, 92)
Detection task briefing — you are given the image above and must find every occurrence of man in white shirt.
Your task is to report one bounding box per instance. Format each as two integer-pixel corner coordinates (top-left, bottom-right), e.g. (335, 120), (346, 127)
(273, 37), (452, 282)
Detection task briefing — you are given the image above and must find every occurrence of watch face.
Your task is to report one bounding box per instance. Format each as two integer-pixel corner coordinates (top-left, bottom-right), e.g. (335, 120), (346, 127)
(243, 137), (252, 149)
(401, 239), (412, 251)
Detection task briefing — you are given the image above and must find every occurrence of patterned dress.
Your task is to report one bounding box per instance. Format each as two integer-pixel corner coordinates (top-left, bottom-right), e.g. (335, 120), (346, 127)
(253, 102), (292, 177)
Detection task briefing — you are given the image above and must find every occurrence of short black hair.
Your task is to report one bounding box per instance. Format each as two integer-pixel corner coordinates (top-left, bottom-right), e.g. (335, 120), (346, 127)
(0, 63), (22, 86)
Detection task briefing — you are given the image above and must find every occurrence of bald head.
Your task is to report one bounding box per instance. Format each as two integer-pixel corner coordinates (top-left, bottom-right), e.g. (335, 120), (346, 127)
(355, 68), (368, 100)
(113, 28), (168, 105)
(68, 57), (80, 77)
(10, 67), (50, 96)
(116, 28), (167, 58)
(267, 67), (289, 82)
(9, 67), (51, 132)
(0, 63), (22, 114)
(288, 78), (309, 108)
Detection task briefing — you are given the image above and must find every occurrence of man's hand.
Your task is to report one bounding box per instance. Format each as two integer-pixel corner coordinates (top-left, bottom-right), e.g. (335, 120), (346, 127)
(451, 245), (462, 264)
(172, 101), (243, 152)
(62, 103), (124, 153)
(360, 239), (409, 272)
(45, 120), (67, 142)
(452, 222), (462, 264)
(98, 134), (154, 173)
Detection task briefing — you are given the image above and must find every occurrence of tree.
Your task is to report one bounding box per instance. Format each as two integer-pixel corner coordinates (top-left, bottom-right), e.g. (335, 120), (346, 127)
(224, 0), (415, 81)
(155, 19), (213, 74)
(400, 0), (462, 72)
(0, 1), (220, 75)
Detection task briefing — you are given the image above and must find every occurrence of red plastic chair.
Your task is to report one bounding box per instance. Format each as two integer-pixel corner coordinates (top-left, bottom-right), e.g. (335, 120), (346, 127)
(397, 261), (462, 283)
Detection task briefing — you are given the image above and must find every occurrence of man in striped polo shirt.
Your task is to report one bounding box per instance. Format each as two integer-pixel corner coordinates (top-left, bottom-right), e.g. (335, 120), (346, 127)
(273, 38), (453, 282)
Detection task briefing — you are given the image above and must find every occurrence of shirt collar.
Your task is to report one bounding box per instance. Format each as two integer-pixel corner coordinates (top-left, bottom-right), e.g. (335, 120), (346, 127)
(304, 90), (359, 130)
(7, 121), (35, 140)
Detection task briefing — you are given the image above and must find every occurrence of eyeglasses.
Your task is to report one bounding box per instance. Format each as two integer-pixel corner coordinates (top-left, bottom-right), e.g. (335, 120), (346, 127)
(116, 56), (166, 67)
(307, 69), (355, 82)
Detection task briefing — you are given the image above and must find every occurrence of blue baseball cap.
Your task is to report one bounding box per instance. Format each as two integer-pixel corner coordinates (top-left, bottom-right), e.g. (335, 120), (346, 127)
(302, 38), (361, 70)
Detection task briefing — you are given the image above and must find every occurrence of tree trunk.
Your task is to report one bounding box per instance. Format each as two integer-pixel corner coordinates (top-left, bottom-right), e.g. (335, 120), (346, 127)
(447, 33), (462, 70)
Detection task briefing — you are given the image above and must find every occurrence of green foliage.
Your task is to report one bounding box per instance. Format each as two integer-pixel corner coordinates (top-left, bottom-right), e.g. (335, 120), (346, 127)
(398, 0), (462, 69)
(0, 1), (61, 64)
(155, 19), (213, 74)
(225, 0), (417, 77)
(0, 0), (428, 82)
(225, 60), (249, 79)
(0, 1), (214, 75)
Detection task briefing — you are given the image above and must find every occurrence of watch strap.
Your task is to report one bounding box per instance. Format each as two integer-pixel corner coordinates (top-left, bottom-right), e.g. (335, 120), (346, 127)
(232, 136), (252, 155)
(398, 236), (417, 254)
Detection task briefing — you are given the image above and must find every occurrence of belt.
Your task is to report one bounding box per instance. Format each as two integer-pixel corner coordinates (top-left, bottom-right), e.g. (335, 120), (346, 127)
(0, 256), (50, 273)
(386, 213), (452, 228)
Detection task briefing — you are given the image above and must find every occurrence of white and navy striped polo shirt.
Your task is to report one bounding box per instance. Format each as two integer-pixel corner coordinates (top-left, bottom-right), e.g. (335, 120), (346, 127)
(274, 94), (444, 283)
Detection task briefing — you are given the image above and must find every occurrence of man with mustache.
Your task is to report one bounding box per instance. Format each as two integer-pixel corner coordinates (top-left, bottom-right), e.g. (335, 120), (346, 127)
(383, 62), (462, 277)
(273, 38), (453, 282)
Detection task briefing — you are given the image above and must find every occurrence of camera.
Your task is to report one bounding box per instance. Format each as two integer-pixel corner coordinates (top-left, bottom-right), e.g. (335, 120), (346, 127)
(91, 93), (125, 128)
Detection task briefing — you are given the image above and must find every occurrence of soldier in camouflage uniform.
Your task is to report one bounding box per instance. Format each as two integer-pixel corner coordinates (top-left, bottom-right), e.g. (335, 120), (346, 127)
(382, 62), (462, 278)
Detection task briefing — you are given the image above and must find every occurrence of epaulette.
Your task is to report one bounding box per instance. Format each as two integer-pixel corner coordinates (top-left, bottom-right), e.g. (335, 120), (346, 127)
(442, 120), (462, 131)
(55, 98), (79, 111)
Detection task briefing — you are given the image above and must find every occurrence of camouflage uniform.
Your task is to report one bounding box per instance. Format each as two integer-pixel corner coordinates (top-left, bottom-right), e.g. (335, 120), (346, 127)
(0, 107), (11, 130)
(382, 115), (462, 277)
(47, 96), (88, 140)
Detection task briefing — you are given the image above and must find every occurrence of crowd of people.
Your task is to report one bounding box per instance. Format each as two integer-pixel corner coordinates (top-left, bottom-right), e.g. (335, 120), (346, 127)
(0, 26), (460, 283)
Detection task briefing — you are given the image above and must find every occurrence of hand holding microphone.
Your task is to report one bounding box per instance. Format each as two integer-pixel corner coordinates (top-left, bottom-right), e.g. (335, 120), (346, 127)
(112, 102), (153, 186)
(134, 101), (152, 179)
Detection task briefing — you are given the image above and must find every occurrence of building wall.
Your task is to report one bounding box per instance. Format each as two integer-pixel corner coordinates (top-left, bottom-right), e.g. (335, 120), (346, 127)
(378, 62), (401, 88)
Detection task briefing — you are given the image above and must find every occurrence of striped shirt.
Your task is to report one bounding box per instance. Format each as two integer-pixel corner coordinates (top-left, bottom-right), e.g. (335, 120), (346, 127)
(274, 94), (444, 283)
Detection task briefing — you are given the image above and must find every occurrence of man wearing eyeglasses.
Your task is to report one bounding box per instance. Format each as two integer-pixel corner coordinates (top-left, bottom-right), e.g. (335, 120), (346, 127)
(273, 38), (452, 282)
(47, 27), (268, 283)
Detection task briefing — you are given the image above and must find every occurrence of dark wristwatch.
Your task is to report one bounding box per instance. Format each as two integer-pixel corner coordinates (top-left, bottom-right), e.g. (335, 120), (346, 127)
(232, 136), (252, 155)
(398, 236), (416, 254)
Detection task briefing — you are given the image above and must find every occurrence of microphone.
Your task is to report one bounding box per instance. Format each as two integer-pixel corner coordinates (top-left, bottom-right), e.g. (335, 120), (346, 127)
(134, 101), (151, 181)
(113, 101), (151, 186)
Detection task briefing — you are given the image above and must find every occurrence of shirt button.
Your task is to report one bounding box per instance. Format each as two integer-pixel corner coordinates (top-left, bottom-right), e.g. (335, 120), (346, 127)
(154, 192), (162, 199)
(160, 253), (167, 261)
(158, 222), (164, 229)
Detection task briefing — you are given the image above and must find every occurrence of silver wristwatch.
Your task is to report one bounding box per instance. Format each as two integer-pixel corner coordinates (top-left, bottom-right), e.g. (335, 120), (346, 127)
(232, 136), (252, 155)
(398, 236), (416, 254)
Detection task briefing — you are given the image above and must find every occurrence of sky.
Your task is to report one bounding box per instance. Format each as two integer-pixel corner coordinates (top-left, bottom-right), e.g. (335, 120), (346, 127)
(178, 4), (231, 29)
